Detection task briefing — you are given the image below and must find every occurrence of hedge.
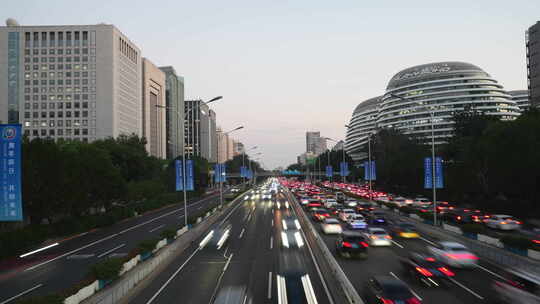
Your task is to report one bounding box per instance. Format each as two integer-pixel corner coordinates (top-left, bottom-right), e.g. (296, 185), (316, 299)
(90, 257), (125, 281)
(500, 235), (534, 250)
(160, 228), (176, 240)
(460, 224), (487, 234)
(137, 239), (159, 254)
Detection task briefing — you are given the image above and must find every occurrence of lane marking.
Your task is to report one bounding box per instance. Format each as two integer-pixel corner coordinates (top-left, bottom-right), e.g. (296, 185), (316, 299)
(448, 277), (484, 300)
(419, 236), (438, 246)
(239, 228), (245, 239)
(301, 274), (318, 304)
(145, 248), (200, 304)
(97, 243), (126, 258)
(223, 253), (233, 272)
(270, 236), (273, 249)
(271, 219), (274, 227)
(0, 284), (43, 304)
(24, 196), (215, 272)
(19, 243), (59, 258)
(390, 272), (422, 301)
(149, 224), (165, 233)
(391, 240), (404, 248)
(199, 231), (214, 249)
(475, 264), (506, 281)
(268, 272), (273, 299)
(67, 254), (95, 259)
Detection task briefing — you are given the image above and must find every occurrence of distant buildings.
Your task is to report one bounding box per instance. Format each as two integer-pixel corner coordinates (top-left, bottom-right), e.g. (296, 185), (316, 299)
(306, 131), (326, 155)
(0, 19), (229, 162)
(345, 61), (522, 162)
(527, 21), (540, 108)
(508, 90), (530, 112)
(216, 127), (242, 163)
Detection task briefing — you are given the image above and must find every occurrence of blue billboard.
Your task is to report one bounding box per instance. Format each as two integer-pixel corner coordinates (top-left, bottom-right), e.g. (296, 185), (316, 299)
(340, 162), (349, 177)
(0, 125), (23, 221)
(325, 165), (333, 177)
(175, 159), (183, 191)
(424, 157), (444, 189)
(363, 161), (376, 181)
(186, 160), (194, 191)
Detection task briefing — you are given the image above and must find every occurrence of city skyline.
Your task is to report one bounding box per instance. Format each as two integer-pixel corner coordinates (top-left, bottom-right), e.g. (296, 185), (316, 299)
(1, 1), (538, 168)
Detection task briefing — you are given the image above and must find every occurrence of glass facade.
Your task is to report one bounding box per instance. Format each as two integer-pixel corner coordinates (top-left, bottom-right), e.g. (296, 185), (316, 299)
(8, 32), (20, 123)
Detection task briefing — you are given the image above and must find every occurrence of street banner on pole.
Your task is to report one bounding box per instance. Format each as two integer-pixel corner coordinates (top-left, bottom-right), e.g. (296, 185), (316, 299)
(214, 164), (221, 183)
(340, 162), (349, 177)
(186, 160), (194, 191)
(363, 161), (376, 181)
(424, 157), (433, 189)
(175, 160), (183, 191)
(240, 166), (247, 178)
(0, 124), (22, 221)
(435, 157), (444, 189)
(220, 164), (227, 182)
(325, 165), (333, 177)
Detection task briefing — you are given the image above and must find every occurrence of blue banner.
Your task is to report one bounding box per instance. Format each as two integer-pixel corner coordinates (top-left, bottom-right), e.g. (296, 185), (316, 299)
(325, 165), (333, 177)
(424, 157), (443, 189)
(186, 160), (194, 191)
(435, 157), (444, 189)
(363, 161), (376, 180)
(240, 166), (248, 178)
(215, 164), (226, 183)
(0, 125), (23, 221)
(340, 162), (349, 177)
(175, 160), (183, 191)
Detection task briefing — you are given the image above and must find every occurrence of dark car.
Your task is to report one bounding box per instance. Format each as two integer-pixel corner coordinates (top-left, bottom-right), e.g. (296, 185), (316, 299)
(400, 252), (455, 287)
(312, 208), (331, 222)
(442, 209), (488, 224)
(364, 276), (422, 304)
(330, 205), (345, 216)
(369, 215), (388, 226)
(335, 231), (369, 258)
(356, 203), (375, 216)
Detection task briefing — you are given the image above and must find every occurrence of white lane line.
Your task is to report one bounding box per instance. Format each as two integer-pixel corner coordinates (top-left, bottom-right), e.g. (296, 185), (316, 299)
(475, 264), (506, 280)
(24, 196), (214, 272)
(390, 272), (422, 301)
(223, 253), (233, 272)
(270, 236), (273, 249)
(239, 228), (246, 239)
(419, 236), (438, 246)
(448, 277), (484, 300)
(19, 243), (59, 258)
(97, 243), (126, 258)
(146, 248), (200, 304)
(149, 224), (165, 233)
(391, 240), (404, 248)
(268, 272), (273, 299)
(271, 219), (274, 227)
(0, 284), (43, 304)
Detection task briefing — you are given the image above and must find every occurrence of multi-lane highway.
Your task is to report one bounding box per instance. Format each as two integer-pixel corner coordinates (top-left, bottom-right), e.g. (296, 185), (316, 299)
(127, 182), (333, 304)
(290, 184), (514, 304)
(0, 191), (224, 304)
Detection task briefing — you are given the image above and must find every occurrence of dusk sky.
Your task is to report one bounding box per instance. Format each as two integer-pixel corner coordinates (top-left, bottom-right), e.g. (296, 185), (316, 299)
(3, 0), (538, 169)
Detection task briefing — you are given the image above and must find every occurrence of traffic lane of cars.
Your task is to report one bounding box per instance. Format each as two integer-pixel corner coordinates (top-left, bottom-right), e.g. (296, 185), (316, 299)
(129, 195), (252, 304)
(0, 194), (223, 304)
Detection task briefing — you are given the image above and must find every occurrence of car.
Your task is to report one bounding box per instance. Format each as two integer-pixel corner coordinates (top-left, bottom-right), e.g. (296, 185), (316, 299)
(427, 241), (478, 268)
(335, 231), (369, 258)
(347, 219), (368, 230)
(441, 209), (488, 224)
(412, 197), (431, 207)
(390, 222), (420, 238)
(484, 214), (522, 230)
(306, 200), (323, 209)
(364, 227), (392, 246)
(344, 199), (359, 207)
(364, 276), (422, 304)
(324, 198), (338, 209)
(321, 218), (343, 234)
(400, 252), (455, 287)
(312, 208), (331, 222)
(335, 192), (346, 203)
(493, 267), (540, 304)
(338, 209), (356, 222)
(356, 203), (375, 215)
(282, 217), (301, 231)
(262, 192), (272, 200)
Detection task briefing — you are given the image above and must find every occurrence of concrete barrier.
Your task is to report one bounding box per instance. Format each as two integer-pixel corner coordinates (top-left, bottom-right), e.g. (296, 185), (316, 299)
(64, 280), (99, 304)
(442, 223), (462, 234)
(529, 249), (540, 261)
(478, 234), (503, 248)
(153, 238), (167, 253)
(119, 255), (140, 276)
(286, 190), (364, 304)
(175, 226), (188, 238)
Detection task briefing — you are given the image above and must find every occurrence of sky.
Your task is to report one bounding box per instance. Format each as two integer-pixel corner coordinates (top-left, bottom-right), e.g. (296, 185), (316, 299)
(2, 0), (538, 169)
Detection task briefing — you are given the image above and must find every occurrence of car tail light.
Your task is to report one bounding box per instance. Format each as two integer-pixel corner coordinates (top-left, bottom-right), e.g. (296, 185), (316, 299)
(416, 267), (433, 277)
(370, 235), (377, 240)
(425, 257), (436, 262)
(342, 242), (353, 248)
(323, 213), (330, 217)
(533, 240), (540, 244)
(385, 235), (392, 239)
(381, 298), (394, 304)
(360, 242), (369, 247)
(445, 253), (478, 260)
(516, 221), (522, 225)
(438, 267), (455, 276)
(406, 298), (421, 304)
(501, 221), (507, 225)
(457, 216), (462, 220)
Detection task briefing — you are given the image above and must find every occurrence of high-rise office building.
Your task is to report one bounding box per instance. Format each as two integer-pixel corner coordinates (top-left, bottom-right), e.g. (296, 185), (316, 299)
(527, 21), (540, 108)
(200, 105), (217, 162)
(508, 90), (530, 112)
(0, 21), (142, 140)
(159, 66), (184, 159)
(216, 127), (229, 163)
(142, 58), (166, 158)
(306, 131), (321, 154)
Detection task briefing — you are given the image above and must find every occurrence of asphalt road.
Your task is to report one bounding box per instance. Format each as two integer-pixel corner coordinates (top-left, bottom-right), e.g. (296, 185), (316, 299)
(128, 189), (333, 304)
(0, 191), (224, 304)
(296, 190), (509, 304)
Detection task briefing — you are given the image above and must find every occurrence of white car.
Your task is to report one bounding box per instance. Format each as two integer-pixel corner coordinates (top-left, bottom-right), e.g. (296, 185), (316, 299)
(324, 199), (338, 209)
(392, 197), (407, 207)
(484, 215), (522, 231)
(321, 218), (342, 234)
(364, 227), (392, 246)
(375, 196), (390, 203)
(344, 200), (358, 207)
(338, 209), (356, 222)
(412, 197), (431, 207)
(427, 241), (478, 268)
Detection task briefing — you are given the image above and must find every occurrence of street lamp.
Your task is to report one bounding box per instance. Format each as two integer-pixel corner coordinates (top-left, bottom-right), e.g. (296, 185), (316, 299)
(156, 96), (222, 227)
(217, 126), (244, 208)
(243, 146), (257, 185)
(390, 93), (438, 226)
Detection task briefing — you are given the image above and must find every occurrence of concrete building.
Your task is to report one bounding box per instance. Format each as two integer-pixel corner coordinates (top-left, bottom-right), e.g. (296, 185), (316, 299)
(306, 131), (326, 155)
(527, 21), (540, 108)
(508, 90), (530, 112)
(0, 21), (142, 140)
(200, 106), (217, 163)
(227, 137), (234, 161)
(216, 127), (229, 163)
(141, 58), (166, 158)
(159, 66), (184, 159)
(345, 96), (381, 162)
(184, 99), (202, 157)
(331, 140), (344, 151)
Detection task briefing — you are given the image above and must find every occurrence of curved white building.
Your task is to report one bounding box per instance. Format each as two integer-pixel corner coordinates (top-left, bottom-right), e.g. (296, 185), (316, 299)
(345, 96), (381, 162)
(378, 62), (520, 144)
(508, 90), (530, 112)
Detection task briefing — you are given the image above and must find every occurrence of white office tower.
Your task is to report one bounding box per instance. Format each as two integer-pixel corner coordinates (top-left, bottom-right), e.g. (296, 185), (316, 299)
(0, 20), (142, 141)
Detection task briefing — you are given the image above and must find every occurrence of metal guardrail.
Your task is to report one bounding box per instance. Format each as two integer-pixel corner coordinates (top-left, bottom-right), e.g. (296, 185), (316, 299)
(285, 190), (365, 304)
